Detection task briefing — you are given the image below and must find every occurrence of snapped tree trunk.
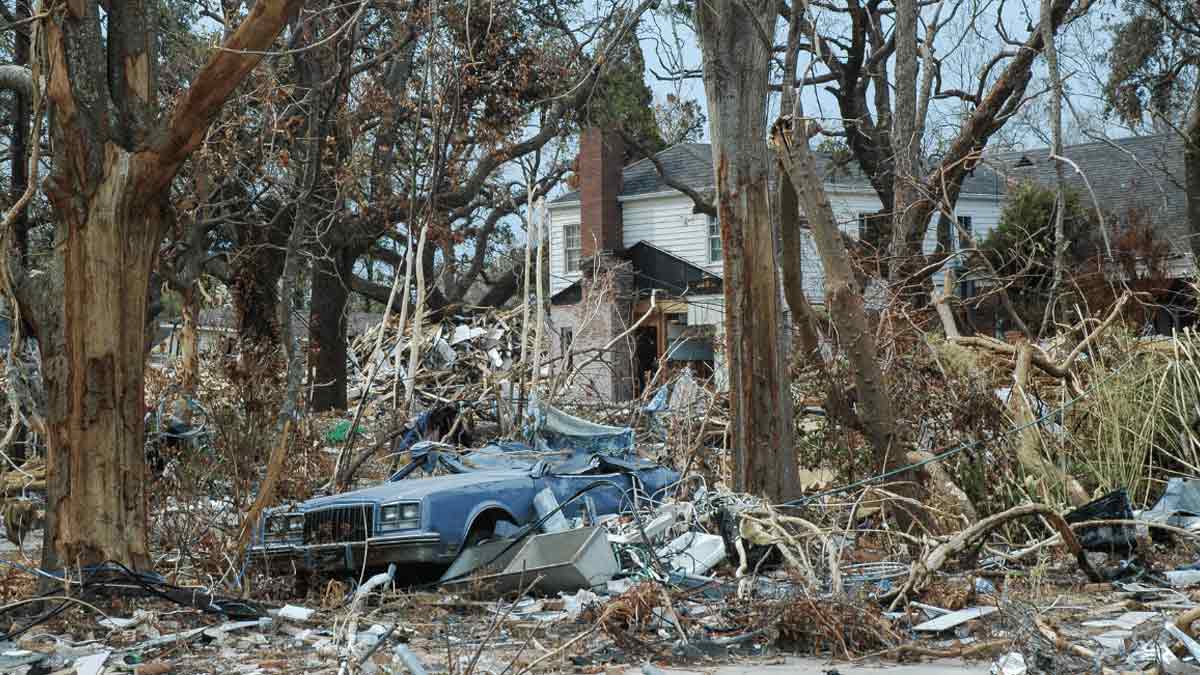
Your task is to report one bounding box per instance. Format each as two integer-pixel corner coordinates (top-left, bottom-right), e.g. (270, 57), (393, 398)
(695, 0), (800, 501)
(890, 0), (920, 285)
(309, 246), (357, 412)
(1038, 0), (1067, 337)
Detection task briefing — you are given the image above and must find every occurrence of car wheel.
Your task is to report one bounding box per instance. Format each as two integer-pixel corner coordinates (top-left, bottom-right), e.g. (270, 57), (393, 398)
(464, 523), (494, 548)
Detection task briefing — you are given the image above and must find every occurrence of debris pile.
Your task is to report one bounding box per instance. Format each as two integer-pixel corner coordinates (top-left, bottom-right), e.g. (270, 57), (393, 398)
(348, 307), (531, 414)
(6, 315), (1200, 674)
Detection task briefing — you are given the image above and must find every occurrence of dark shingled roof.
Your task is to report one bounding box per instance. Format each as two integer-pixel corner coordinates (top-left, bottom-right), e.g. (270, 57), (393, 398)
(986, 133), (1191, 257)
(551, 142), (1006, 205)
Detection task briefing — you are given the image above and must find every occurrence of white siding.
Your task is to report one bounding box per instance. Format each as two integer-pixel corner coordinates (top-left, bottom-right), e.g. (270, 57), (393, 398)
(686, 294), (724, 326)
(798, 191), (1005, 304)
(549, 188), (1005, 303)
(620, 194), (723, 276)
(548, 208), (581, 295)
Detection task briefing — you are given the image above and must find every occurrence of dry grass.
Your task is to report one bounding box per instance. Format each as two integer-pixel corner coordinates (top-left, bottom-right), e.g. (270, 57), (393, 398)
(1063, 329), (1200, 506)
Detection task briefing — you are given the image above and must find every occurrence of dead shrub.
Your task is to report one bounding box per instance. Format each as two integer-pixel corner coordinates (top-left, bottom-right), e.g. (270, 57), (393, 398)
(774, 594), (900, 659)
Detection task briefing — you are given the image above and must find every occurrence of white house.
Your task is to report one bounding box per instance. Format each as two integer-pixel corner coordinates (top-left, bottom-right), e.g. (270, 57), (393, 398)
(546, 129), (1007, 401)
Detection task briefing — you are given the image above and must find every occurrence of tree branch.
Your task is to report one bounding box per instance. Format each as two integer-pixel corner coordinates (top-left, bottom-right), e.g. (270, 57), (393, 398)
(148, 0), (305, 182)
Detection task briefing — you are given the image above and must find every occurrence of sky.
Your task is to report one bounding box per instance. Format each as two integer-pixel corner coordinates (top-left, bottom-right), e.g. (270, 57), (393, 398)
(630, 0), (1137, 151)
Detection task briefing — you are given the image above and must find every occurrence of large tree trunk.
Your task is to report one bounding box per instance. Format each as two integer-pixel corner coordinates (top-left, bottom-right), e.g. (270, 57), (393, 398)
(695, 0), (800, 501)
(309, 246), (357, 412)
(9, 0), (30, 264)
(1185, 86), (1200, 271)
(232, 225), (287, 350)
(40, 152), (161, 571)
(890, 0), (920, 284)
(230, 217), (289, 415)
(19, 0), (307, 574)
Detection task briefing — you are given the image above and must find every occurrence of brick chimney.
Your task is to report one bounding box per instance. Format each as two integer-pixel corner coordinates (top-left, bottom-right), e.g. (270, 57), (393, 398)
(579, 127), (624, 259)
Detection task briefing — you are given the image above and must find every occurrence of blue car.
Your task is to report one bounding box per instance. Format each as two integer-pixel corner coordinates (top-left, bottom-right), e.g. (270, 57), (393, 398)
(249, 402), (680, 576)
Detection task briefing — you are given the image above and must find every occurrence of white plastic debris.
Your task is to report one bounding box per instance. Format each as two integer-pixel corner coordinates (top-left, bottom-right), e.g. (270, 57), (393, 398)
(99, 616), (141, 630)
(991, 652), (1027, 675)
(1081, 611), (1158, 630)
(561, 589), (600, 621)
(487, 348), (504, 369)
(450, 325), (487, 345)
(1092, 630), (1132, 654)
(609, 504), (691, 546)
(431, 334), (457, 365)
(394, 644), (429, 675)
(533, 488), (570, 532)
(277, 604), (316, 623)
(658, 532), (726, 576)
(1166, 570), (1200, 588)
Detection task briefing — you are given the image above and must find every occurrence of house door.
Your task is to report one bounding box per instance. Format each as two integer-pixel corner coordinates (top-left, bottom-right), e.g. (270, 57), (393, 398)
(634, 326), (658, 396)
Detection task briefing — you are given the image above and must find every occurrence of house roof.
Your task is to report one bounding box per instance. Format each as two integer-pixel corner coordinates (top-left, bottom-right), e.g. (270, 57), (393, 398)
(986, 133), (1191, 256)
(550, 241), (722, 305)
(550, 142), (1007, 205)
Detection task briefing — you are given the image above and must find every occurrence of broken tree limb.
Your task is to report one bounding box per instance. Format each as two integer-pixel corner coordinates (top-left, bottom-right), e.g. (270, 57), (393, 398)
(1011, 343), (1090, 507)
(933, 268), (960, 339)
(1175, 606), (1200, 638)
(905, 449), (977, 526)
(235, 418), (292, 558)
(951, 291), (1130, 380)
(888, 503), (1100, 610)
(772, 112), (934, 533)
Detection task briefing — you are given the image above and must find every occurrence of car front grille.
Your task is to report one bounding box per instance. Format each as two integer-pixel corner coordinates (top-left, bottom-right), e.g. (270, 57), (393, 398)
(304, 505), (374, 545)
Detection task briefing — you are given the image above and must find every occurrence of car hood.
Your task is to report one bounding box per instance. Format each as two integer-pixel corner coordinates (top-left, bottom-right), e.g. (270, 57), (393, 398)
(296, 470), (533, 510)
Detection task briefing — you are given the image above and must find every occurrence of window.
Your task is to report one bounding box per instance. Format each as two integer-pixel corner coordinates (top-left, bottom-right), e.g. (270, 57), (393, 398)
(564, 222), (581, 272)
(956, 215), (973, 251)
(856, 212), (885, 240)
(560, 328), (574, 369)
(707, 216), (721, 263)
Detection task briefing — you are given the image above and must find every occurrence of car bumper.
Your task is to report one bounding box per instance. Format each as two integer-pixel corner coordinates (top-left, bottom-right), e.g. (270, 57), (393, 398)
(249, 532), (450, 573)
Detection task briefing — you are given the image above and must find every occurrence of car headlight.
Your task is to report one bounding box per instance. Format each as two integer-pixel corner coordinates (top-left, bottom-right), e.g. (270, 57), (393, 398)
(380, 503), (420, 529)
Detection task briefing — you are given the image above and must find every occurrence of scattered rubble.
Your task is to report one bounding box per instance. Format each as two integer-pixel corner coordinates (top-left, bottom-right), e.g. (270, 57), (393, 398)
(5, 314), (1200, 673)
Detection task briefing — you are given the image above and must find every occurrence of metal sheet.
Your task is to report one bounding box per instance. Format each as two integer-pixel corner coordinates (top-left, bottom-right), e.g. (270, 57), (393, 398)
(912, 606), (998, 632)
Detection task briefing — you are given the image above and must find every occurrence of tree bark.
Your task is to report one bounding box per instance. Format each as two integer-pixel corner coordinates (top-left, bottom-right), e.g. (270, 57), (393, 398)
(890, 0), (920, 284)
(695, 0), (800, 501)
(1038, 0), (1067, 337)
(1185, 85), (1200, 272)
(40, 147), (168, 571)
(309, 246), (358, 412)
(9, 0), (30, 264)
(26, 0), (306, 573)
(773, 116), (930, 531)
(774, 120), (897, 461)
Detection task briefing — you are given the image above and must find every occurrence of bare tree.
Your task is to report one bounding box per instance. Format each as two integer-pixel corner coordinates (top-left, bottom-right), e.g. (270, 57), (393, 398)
(692, 0), (800, 501)
(2, 0), (306, 571)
